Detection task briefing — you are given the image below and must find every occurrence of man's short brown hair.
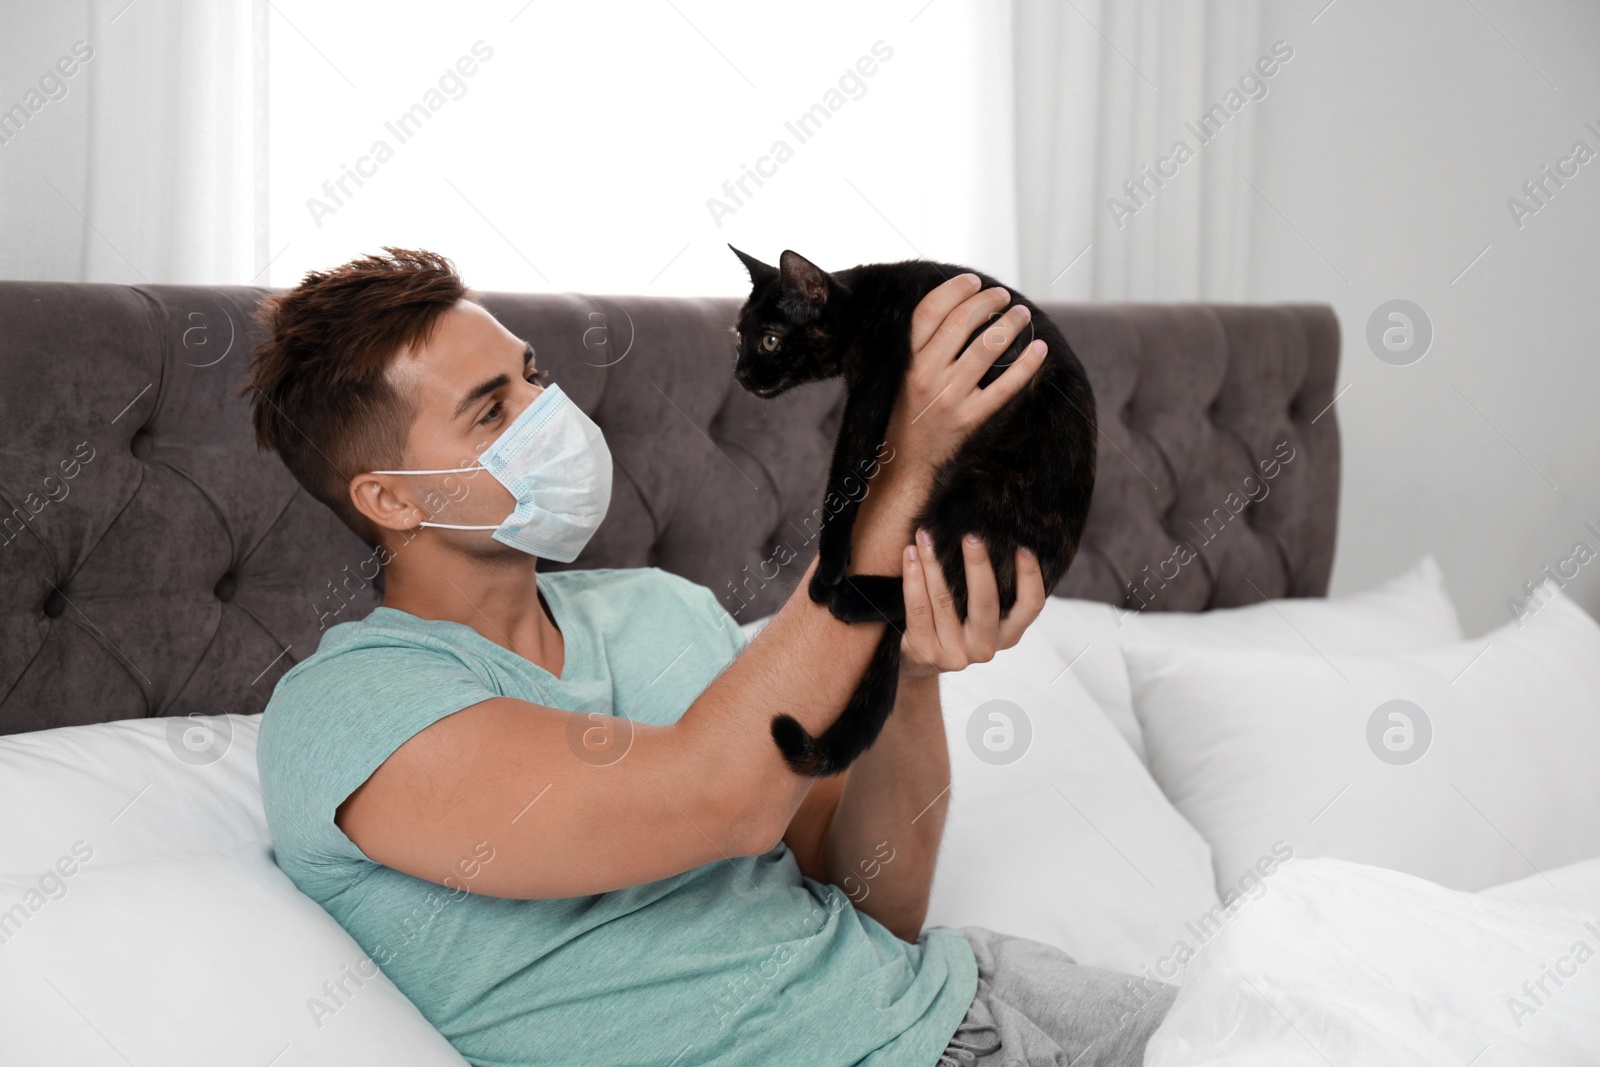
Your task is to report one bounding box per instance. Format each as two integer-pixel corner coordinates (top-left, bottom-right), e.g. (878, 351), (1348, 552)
(244, 246), (477, 546)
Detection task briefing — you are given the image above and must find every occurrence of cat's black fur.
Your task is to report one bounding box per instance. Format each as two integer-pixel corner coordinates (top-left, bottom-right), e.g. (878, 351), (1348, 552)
(729, 246), (1097, 777)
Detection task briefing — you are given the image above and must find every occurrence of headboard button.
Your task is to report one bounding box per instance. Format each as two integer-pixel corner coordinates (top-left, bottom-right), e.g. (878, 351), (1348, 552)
(130, 429), (154, 459)
(214, 574), (238, 602)
(43, 590), (67, 618)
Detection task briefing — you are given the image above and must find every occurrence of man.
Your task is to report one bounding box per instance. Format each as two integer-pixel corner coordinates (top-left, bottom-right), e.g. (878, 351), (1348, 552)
(251, 247), (1175, 1066)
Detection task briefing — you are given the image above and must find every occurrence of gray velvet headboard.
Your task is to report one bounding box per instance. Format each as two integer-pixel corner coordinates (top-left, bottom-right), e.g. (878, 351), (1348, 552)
(0, 282), (1340, 735)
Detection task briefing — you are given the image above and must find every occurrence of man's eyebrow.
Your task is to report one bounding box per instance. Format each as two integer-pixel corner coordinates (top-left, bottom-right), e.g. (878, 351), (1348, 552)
(454, 372), (510, 420)
(452, 342), (533, 421)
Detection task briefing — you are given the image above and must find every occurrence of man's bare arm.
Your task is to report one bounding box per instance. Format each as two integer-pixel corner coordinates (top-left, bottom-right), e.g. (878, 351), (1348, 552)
(819, 670), (948, 940)
(800, 537), (1048, 940)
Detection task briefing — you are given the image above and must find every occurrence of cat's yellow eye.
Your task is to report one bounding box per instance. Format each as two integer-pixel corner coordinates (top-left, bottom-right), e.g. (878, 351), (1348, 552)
(761, 332), (780, 352)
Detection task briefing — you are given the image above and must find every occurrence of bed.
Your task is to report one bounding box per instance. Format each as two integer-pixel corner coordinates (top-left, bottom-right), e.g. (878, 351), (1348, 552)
(2, 281), (1596, 1065)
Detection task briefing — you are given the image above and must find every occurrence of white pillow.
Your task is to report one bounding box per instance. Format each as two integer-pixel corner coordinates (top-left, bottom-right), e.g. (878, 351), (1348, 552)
(1481, 856), (1600, 912)
(1125, 583), (1600, 893)
(0, 714), (467, 1065)
(741, 613), (1222, 975)
(0, 712), (268, 874)
(0, 845), (468, 1066)
(928, 629), (1222, 976)
(1032, 555), (1464, 761)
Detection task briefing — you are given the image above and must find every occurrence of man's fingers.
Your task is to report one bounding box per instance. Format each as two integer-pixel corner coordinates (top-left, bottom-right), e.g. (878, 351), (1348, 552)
(920, 287), (1012, 376)
(998, 546), (1048, 649)
(967, 338), (1047, 424)
(961, 533), (999, 661)
(901, 542), (938, 665)
(953, 302), (1032, 393)
(915, 528), (963, 653)
(909, 272), (983, 352)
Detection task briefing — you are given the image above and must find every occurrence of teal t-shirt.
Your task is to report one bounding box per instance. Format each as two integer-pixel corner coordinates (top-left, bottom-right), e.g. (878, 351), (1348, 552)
(256, 565), (977, 1067)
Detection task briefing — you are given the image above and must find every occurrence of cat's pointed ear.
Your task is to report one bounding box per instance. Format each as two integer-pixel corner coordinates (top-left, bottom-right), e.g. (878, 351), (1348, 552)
(778, 250), (832, 308)
(728, 244), (778, 284)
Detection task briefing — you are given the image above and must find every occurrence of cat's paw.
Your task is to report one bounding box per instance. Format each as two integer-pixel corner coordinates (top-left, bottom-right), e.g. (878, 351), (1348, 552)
(829, 576), (905, 626)
(815, 551), (850, 589)
(808, 570), (839, 604)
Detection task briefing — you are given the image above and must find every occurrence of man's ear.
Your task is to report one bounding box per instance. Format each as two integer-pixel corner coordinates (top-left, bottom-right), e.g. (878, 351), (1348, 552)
(348, 470), (406, 537)
(778, 250), (832, 308)
(728, 244), (778, 285)
(345, 470), (438, 550)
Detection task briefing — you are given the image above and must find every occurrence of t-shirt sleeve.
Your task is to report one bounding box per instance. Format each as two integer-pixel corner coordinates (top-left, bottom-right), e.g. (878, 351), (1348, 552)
(710, 591), (749, 658)
(257, 641), (499, 870)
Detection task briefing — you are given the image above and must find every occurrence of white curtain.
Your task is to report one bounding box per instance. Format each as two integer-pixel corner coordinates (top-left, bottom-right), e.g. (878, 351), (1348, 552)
(1012, 0), (1263, 301)
(3, 0), (1017, 294)
(0, 0), (267, 284)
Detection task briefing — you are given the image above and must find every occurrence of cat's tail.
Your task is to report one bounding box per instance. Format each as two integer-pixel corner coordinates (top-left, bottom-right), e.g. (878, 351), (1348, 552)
(770, 627), (902, 777)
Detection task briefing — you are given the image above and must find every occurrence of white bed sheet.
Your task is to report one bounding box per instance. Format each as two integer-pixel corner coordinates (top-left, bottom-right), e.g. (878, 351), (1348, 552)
(1145, 856), (1600, 1067)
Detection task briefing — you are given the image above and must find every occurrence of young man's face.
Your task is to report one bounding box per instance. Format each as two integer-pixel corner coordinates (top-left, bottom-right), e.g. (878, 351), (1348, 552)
(378, 299), (546, 549)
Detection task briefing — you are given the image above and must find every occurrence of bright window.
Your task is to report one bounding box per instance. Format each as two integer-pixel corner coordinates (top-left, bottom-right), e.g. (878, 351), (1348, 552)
(266, 0), (1017, 295)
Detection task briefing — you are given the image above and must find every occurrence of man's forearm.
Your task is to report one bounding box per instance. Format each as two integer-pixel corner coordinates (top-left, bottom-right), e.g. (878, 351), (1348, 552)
(820, 669), (949, 941)
(672, 464), (927, 850)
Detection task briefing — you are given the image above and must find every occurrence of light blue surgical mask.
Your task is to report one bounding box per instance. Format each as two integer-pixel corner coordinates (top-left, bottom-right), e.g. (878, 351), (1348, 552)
(373, 383), (613, 563)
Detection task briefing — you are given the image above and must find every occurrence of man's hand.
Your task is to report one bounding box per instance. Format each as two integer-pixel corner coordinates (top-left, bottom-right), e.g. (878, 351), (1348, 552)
(852, 274), (1046, 572)
(898, 529), (1047, 680)
(885, 273), (1046, 479)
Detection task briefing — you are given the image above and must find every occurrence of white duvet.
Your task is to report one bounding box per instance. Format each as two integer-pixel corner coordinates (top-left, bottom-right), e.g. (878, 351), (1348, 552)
(1144, 857), (1600, 1067)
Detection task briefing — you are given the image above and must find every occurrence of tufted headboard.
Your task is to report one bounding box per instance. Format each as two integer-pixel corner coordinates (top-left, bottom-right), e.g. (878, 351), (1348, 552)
(0, 282), (1340, 735)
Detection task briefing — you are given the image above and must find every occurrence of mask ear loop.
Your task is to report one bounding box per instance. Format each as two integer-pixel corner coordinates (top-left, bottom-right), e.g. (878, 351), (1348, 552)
(366, 464), (495, 529)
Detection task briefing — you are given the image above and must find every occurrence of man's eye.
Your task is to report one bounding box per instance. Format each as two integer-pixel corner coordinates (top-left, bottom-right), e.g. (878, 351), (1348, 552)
(478, 368), (548, 427)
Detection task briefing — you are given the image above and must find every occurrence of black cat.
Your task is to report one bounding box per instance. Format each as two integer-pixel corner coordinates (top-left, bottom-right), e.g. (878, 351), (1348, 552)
(729, 246), (1097, 777)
